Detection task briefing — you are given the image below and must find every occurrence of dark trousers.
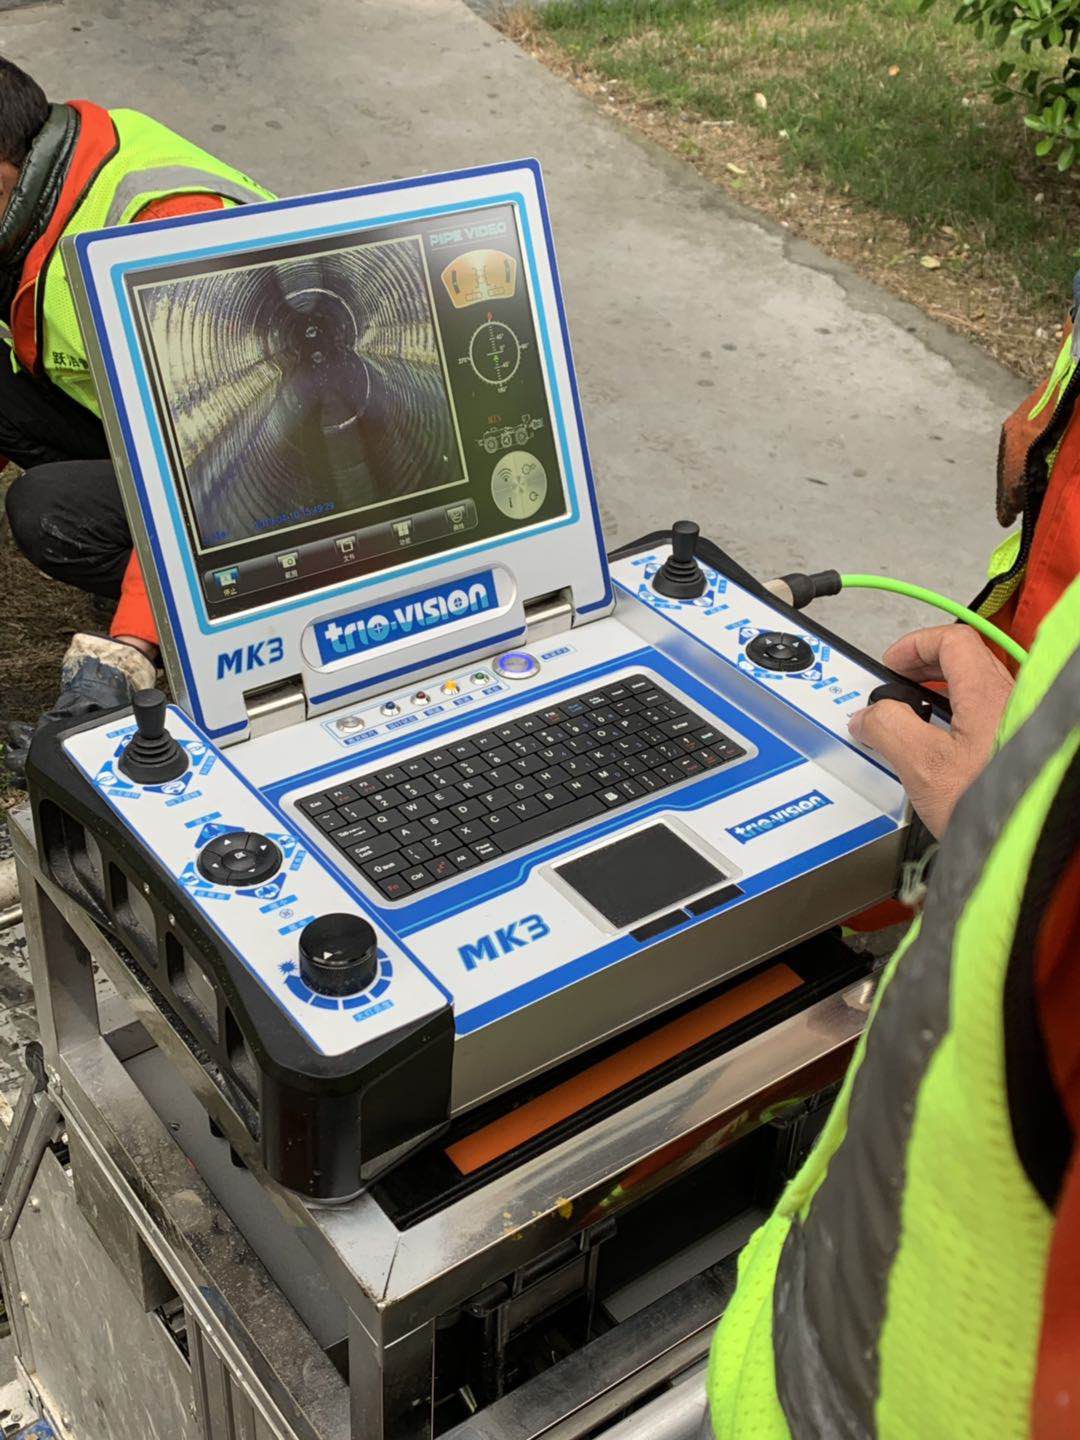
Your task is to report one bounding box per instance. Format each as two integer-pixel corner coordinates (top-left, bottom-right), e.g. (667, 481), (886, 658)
(0, 359), (134, 601)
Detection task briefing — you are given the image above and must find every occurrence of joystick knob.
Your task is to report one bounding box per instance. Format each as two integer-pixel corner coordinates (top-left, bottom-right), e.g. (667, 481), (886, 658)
(119, 688), (189, 784)
(868, 681), (934, 723)
(299, 914), (379, 996)
(652, 520), (707, 600)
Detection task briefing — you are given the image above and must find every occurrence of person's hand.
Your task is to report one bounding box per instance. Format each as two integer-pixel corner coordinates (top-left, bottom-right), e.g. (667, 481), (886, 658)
(848, 624), (1014, 838)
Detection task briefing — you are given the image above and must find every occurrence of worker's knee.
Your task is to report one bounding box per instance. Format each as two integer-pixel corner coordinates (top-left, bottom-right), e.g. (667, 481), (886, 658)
(4, 469), (48, 563)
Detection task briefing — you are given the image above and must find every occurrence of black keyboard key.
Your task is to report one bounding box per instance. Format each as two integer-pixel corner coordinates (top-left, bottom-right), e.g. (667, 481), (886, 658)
(507, 776), (541, 799)
(425, 833), (456, 854)
(314, 810), (349, 832)
(508, 796), (546, 821)
(400, 797), (436, 821)
(379, 875), (412, 902)
(370, 808), (406, 832)
(423, 811), (456, 833)
(537, 785), (572, 809)
(394, 823), (428, 846)
(299, 793), (333, 816)
(562, 699), (587, 716)
(455, 820), (490, 844)
(450, 799), (485, 822)
(332, 820), (378, 848)
(376, 767), (406, 788)
(487, 765), (516, 786)
(457, 776), (488, 797)
(403, 842), (433, 865)
(474, 732), (504, 751)
(471, 838), (501, 862)
(352, 775), (383, 797)
(404, 865), (436, 891)
(326, 785), (358, 806)
(618, 778), (645, 799)
(338, 800), (372, 824)
(540, 744), (573, 765)
(512, 753), (546, 777)
(566, 775), (599, 798)
(364, 854), (406, 882)
(656, 763), (683, 785)
(598, 787), (625, 808)
(426, 748), (453, 768)
(429, 857), (457, 882)
(370, 788), (403, 811)
(536, 766), (569, 788)
(450, 848), (480, 871)
(402, 756), (431, 778)
(510, 735), (541, 756)
(348, 835), (398, 863)
(662, 716), (697, 738)
(484, 809), (514, 831)
(480, 786), (512, 810)
(494, 722), (522, 742)
(398, 778), (432, 801)
(675, 755), (703, 777)
(449, 739), (478, 760)
(493, 794), (605, 853)
(627, 675), (652, 692)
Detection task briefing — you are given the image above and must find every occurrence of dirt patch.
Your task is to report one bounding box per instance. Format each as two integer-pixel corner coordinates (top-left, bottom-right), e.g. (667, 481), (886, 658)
(504, 11), (1067, 382)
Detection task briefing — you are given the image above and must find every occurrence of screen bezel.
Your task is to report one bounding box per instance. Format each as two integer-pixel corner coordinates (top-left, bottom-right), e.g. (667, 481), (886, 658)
(68, 161), (613, 742)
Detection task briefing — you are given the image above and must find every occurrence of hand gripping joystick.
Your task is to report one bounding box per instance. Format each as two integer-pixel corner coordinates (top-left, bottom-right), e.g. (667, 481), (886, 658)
(119, 688), (189, 784)
(652, 520), (707, 600)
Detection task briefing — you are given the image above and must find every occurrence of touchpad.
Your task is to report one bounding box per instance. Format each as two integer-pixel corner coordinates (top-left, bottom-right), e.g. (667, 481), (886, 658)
(555, 824), (723, 928)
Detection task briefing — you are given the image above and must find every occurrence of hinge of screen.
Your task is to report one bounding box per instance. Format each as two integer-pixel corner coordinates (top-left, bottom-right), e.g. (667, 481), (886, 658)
(524, 589), (573, 642)
(243, 675), (306, 737)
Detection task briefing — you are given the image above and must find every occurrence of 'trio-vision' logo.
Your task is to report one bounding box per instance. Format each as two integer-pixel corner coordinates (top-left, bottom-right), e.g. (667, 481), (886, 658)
(314, 571), (498, 663)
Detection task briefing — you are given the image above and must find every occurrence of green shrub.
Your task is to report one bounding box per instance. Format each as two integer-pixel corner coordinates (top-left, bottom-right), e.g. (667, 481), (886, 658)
(925, 0), (1080, 168)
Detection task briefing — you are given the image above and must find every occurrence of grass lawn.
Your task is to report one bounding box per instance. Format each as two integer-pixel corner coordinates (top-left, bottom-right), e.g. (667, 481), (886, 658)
(513, 0), (1080, 377)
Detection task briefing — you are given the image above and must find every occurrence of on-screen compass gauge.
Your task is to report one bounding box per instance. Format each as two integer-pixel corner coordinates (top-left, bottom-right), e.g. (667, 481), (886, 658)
(468, 313), (522, 391)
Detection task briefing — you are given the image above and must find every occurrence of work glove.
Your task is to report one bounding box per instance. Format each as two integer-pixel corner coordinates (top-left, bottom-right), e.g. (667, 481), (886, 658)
(3, 633), (157, 785)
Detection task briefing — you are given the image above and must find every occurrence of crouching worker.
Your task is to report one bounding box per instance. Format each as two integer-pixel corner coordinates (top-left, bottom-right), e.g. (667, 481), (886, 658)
(708, 579), (1080, 1440)
(0, 55), (273, 777)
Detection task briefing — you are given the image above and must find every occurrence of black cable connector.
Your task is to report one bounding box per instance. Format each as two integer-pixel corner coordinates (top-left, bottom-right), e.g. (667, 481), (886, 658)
(769, 569), (842, 610)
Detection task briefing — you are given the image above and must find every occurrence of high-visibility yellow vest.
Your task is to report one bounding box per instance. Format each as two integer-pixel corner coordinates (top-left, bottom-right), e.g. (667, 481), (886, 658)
(708, 574), (1080, 1438)
(9, 101), (273, 413)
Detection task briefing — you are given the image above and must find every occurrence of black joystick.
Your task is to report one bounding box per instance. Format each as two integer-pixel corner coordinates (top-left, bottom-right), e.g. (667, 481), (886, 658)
(868, 681), (934, 723)
(652, 520), (707, 600)
(299, 914), (379, 997)
(119, 688), (189, 784)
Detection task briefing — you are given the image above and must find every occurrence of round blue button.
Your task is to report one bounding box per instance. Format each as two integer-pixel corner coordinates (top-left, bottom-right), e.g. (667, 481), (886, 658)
(494, 650), (541, 679)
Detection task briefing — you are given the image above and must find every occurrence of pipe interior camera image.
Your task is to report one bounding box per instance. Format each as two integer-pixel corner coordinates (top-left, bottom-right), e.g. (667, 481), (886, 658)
(134, 234), (465, 551)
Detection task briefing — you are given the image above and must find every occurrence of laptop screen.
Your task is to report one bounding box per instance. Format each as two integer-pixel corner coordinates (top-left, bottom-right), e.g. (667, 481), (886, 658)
(125, 201), (568, 620)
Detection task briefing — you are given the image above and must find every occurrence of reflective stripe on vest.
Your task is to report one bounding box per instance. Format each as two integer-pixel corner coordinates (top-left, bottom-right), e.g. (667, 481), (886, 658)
(104, 163), (266, 226)
(771, 647), (1080, 1437)
(34, 107), (274, 413)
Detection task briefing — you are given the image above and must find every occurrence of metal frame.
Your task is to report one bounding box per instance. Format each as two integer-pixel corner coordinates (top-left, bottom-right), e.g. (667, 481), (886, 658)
(8, 802), (874, 1438)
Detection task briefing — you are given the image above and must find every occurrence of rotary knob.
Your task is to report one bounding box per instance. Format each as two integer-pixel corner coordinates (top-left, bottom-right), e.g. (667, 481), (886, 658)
(298, 914), (379, 996)
(746, 631), (815, 673)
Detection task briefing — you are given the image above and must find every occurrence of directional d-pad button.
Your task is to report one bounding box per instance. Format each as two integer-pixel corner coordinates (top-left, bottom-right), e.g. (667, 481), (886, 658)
(198, 831), (282, 886)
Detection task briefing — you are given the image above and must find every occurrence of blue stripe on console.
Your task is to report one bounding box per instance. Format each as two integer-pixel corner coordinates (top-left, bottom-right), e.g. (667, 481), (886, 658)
(453, 813), (895, 1035)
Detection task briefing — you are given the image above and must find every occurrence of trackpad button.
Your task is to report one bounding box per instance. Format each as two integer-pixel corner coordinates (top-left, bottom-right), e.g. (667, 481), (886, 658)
(555, 824), (723, 928)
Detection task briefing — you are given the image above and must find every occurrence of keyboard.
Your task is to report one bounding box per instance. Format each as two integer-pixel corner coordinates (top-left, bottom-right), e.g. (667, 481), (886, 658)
(296, 674), (747, 902)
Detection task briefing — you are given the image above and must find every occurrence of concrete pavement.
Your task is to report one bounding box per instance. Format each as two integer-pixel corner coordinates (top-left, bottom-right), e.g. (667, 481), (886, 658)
(2, 0), (1026, 660)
